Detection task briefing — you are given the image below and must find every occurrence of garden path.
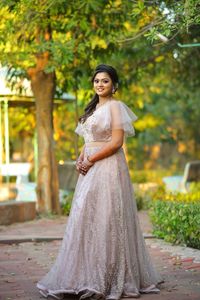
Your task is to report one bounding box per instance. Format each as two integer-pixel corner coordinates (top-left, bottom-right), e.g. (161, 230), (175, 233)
(0, 211), (200, 300)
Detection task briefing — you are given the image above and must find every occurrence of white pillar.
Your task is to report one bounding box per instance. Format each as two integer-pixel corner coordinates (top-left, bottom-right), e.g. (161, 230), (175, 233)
(34, 129), (38, 181)
(0, 100), (3, 166)
(4, 99), (10, 183)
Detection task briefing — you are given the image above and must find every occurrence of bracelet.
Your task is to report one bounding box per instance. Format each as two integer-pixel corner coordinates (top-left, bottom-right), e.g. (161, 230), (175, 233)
(85, 155), (94, 166)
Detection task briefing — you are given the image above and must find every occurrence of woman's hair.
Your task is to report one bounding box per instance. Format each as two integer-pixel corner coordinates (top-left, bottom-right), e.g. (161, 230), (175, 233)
(79, 64), (119, 123)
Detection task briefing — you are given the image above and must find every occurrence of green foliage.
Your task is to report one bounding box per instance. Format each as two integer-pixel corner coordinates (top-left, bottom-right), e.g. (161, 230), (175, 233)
(61, 191), (74, 215)
(135, 191), (144, 211)
(190, 182), (200, 193)
(150, 185), (200, 249)
(9, 107), (35, 136)
(130, 1), (200, 43)
(1, 0), (200, 171)
(152, 183), (200, 203)
(134, 188), (153, 210)
(0, 0), (134, 77)
(53, 104), (77, 161)
(37, 211), (61, 219)
(130, 169), (172, 184)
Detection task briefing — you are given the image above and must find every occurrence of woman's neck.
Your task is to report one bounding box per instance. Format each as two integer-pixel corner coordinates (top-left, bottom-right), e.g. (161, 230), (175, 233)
(98, 95), (114, 104)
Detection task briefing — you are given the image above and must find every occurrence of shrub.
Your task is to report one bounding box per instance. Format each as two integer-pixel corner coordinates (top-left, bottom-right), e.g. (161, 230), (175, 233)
(135, 190), (144, 210)
(61, 191), (74, 215)
(134, 188), (154, 210)
(150, 184), (200, 249)
(130, 169), (172, 184)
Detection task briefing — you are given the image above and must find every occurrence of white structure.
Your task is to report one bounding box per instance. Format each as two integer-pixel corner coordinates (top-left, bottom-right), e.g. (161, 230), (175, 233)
(0, 66), (75, 202)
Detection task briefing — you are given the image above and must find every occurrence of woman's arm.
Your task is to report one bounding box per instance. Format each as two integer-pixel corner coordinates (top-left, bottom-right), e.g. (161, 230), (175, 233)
(79, 130), (124, 176)
(88, 129), (124, 163)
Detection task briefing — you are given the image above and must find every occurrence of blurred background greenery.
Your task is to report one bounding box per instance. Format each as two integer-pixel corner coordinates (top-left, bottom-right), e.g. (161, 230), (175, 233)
(1, 0), (199, 177)
(0, 0), (200, 227)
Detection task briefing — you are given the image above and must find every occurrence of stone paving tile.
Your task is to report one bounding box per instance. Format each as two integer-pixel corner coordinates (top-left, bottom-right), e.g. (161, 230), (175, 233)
(0, 216), (68, 239)
(145, 238), (200, 263)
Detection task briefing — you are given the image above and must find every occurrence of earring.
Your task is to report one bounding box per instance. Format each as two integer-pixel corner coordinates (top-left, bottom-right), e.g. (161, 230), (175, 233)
(112, 83), (118, 94)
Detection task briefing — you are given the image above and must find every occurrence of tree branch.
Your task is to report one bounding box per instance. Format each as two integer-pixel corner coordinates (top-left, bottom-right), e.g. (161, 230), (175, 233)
(118, 18), (165, 43)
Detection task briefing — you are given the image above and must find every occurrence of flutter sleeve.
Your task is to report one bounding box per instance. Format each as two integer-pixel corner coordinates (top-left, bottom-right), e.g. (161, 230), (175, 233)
(110, 100), (138, 137)
(75, 122), (84, 137)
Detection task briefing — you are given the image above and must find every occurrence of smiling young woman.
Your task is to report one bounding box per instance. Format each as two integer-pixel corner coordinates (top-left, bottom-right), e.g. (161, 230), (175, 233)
(94, 72), (114, 97)
(37, 64), (163, 300)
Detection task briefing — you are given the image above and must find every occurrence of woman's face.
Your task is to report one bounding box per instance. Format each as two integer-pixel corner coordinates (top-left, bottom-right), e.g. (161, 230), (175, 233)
(93, 72), (113, 97)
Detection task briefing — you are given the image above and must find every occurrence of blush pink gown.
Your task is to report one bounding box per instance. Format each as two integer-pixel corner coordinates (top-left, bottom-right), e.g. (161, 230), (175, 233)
(37, 100), (162, 300)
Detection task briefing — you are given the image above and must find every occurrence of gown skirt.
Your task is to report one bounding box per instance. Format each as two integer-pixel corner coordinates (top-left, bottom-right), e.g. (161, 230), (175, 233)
(37, 145), (162, 300)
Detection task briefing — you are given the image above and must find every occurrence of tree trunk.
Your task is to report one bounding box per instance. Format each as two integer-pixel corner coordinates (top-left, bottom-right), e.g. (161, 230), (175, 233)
(29, 68), (60, 214)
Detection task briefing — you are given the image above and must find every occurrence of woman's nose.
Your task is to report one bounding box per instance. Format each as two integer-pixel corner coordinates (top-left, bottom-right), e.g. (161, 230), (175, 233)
(97, 80), (103, 86)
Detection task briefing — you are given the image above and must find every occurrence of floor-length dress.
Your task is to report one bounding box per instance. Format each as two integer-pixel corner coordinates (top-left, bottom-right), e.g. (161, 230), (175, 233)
(37, 100), (162, 300)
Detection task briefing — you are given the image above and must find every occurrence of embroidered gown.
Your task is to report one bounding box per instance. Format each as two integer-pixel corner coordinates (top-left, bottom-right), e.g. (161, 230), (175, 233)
(37, 100), (162, 300)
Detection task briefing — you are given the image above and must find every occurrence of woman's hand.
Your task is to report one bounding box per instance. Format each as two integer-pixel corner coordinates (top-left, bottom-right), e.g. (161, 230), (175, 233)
(76, 146), (86, 174)
(76, 157), (90, 176)
(76, 156), (85, 175)
(78, 162), (90, 176)
(78, 156), (94, 176)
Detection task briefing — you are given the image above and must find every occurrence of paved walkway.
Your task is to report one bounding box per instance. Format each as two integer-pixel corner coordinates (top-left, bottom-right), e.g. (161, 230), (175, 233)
(0, 211), (200, 300)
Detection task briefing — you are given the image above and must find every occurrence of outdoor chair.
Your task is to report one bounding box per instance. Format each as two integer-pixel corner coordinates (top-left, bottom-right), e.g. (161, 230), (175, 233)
(0, 162), (31, 184)
(162, 160), (200, 193)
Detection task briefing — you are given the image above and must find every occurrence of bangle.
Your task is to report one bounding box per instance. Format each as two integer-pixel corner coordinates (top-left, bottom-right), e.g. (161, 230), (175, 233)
(85, 155), (94, 166)
(87, 155), (94, 163)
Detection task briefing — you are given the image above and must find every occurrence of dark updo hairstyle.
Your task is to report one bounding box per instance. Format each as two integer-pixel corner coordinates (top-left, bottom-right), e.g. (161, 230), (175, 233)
(79, 64), (119, 123)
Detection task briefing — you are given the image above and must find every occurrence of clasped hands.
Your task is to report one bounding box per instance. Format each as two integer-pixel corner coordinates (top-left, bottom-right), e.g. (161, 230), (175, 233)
(76, 156), (94, 176)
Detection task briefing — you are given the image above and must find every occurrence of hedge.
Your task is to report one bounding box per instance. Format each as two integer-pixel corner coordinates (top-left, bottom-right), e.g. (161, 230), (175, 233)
(150, 184), (200, 249)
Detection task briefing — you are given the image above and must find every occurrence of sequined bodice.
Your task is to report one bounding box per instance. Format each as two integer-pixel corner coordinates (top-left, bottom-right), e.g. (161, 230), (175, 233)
(78, 107), (112, 143)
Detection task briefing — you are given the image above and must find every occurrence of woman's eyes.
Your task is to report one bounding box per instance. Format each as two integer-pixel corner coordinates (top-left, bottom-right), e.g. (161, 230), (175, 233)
(94, 79), (109, 84)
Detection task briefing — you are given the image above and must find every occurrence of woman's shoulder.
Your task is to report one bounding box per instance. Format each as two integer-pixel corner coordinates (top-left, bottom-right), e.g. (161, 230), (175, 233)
(108, 99), (125, 108)
(109, 99), (138, 121)
(109, 99), (132, 111)
(110, 99), (122, 104)
(109, 99), (129, 107)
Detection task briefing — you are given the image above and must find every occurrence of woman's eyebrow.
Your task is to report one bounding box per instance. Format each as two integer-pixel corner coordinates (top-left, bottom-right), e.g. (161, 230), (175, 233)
(94, 77), (110, 80)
